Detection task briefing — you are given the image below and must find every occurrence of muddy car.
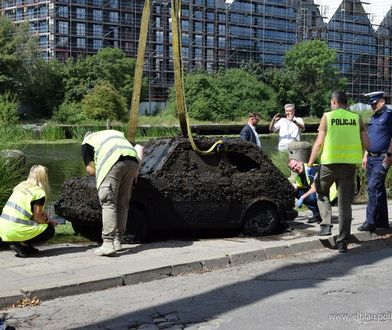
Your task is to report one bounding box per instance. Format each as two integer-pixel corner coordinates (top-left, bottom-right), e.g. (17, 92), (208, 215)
(55, 137), (296, 242)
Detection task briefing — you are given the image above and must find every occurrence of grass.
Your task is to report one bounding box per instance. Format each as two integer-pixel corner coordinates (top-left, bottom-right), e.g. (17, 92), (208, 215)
(50, 222), (93, 244)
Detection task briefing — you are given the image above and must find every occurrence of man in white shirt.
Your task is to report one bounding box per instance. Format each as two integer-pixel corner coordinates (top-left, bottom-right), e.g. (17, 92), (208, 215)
(269, 103), (305, 151)
(240, 112), (261, 148)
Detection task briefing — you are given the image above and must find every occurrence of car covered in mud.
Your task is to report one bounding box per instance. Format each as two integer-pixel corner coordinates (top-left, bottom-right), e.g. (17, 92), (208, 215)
(55, 137), (296, 242)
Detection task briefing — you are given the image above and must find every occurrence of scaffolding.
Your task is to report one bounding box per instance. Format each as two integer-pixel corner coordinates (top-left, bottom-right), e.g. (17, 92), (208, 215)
(0, 0), (391, 104)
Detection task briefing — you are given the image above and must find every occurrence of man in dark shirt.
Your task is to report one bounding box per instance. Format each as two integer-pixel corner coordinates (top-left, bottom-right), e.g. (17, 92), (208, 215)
(358, 91), (392, 232)
(240, 112), (261, 148)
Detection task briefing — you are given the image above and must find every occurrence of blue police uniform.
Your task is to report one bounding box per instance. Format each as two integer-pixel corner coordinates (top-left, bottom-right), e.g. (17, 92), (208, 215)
(364, 95), (392, 229)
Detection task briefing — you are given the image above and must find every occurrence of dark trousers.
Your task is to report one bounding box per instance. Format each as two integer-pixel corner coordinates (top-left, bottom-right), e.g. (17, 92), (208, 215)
(25, 224), (55, 244)
(295, 189), (320, 217)
(315, 164), (356, 243)
(366, 155), (389, 226)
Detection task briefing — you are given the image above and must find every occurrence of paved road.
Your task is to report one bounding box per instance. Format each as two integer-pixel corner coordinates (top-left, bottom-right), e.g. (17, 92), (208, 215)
(2, 237), (392, 330)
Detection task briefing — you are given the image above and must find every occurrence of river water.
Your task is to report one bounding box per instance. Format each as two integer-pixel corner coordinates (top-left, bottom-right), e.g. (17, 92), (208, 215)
(20, 134), (316, 203)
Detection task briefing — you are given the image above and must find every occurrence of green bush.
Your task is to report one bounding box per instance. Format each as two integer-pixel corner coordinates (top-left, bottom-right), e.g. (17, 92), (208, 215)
(0, 92), (19, 125)
(52, 102), (85, 124)
(0, 156), (25, 212)
(0, 125), (34, 144)
(40, 125), (65, 141)
(82, 80), (127, 121)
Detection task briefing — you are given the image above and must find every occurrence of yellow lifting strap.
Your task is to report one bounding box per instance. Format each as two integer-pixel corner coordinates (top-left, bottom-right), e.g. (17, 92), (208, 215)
(171, 0), (223, 155)
(128, 0), (223, 154)
(128, 0), (151, 143)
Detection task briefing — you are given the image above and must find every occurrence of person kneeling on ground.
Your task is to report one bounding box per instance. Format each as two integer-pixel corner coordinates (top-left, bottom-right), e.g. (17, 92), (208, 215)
(0, 165), (57, 258)
(288, 158), (321, 223)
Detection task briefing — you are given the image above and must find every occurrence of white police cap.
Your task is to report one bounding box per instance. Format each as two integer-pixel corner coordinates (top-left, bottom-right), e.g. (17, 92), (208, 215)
(364, 91), (384, 105)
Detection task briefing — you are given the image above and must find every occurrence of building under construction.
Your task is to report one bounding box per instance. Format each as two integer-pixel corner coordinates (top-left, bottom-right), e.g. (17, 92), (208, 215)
(0, 0), (391, 105)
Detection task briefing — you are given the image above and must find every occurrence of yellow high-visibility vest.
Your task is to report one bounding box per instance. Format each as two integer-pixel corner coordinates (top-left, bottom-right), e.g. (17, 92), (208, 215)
(82, 130), (139, 188)
(0, 182), (48, 242)
(321, 109), (362, 165)
(295, 164), (337, 202)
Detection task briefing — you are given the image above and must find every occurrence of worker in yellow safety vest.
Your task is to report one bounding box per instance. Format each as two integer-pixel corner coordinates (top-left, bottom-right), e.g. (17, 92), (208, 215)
(288, 158), (337, 224)
(308, 91), (368, 253)
(82, 130), (144, 256)
(0, 165), (57, 258)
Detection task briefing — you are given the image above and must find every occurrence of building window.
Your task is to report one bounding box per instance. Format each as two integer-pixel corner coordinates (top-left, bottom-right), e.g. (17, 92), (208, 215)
(156, 31), (163, 43)
(58, 36), (68, 47)
(93, 39), (102, 50)
(156, 17), (161, 28)
(27, 8), (35, 19)
(77, 38), (86, 48)
(207, 36), (214, 47)
(195, 34), (202, 46)
(194, 48), (202, 59)
(39, 5), (47, 18)
(194, 22), (202, 32)
(109, 0), (118, 8)
(207, 23), (214, 33)
(58, 21), (68, 34)
(93, 10), (102, 21)
(111, 27), (118, 38)
(218, 37), (225, 48)
(76, 23), (85, 36)
(16, 9), (22, 20)
(218, 24), (225, 35)
(39, 35), (48, 48)
(76, 8), (86, 20)
(109, 11), (118, 23)
(39, 21), (48, 33)
(58, 6), (68, 18)
(93, 24), (102, 37)
(93, 0), (102, 6)
(181, 20), (189, 31)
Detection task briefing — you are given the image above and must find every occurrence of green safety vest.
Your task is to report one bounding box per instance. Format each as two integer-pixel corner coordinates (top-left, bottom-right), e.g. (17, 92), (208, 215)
(295, 164), (337, 202)
(82, 130), (139, 188)
(0, 182), (48, 242)
(321, 109), (362, 165)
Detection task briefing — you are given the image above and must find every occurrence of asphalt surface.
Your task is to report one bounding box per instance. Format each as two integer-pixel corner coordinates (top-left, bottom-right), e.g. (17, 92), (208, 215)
(1, 202), (391, 310)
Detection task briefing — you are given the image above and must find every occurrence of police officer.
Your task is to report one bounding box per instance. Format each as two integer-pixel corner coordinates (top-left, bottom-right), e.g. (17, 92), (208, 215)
(308, 91), (368, 252)
(358, 91), (392, 232)
(82, 130), (144, 256)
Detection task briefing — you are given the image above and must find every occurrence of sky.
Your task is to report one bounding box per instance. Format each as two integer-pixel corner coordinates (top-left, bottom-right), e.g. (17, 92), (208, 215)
(313, 0), (392, 27)
(224, 1), (392, 28)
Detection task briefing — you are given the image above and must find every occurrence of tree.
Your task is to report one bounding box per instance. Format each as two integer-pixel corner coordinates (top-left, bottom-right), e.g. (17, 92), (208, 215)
(64, 48), (142, 106)
(0, 17), (22, 93)
(284, 40), (346, 117)
(82, 80), (127, 121)
(167, 69), (278, 121)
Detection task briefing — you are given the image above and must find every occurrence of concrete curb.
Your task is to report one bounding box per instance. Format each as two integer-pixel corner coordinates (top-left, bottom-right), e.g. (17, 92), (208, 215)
(1, 229), (390, 310)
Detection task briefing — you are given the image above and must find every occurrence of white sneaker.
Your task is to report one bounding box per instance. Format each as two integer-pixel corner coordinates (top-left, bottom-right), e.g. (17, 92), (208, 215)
(114, 237), (123, 251)
(95, 242), (116, 256)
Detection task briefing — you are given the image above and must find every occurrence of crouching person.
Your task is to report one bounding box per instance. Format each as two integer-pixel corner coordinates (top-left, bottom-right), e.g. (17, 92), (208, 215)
(82, 130), (144, 257)
(288, 158), (322, 223)
(0, 165), (57, 258)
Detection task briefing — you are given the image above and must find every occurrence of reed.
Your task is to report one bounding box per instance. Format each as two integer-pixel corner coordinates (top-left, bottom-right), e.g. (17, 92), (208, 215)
(40, 125), (66, 141)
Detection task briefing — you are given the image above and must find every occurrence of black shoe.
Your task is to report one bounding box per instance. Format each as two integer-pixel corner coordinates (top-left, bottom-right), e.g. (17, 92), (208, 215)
(357, 222), (376, 232)
(9, 243), (29, 258)
(26, 244), (40, 254)
(376, 224), (390, 229)
(318, 225), (332, 236)
(337, 241), (348, 253)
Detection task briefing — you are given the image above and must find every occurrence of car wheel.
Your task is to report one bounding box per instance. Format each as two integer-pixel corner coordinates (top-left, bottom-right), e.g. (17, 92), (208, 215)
(241, 201), (280, 236)
(125, 204), (149, 243)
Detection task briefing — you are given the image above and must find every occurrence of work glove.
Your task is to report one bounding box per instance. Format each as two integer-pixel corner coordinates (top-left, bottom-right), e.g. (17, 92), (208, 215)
(296, 197), (304, 208)
(306, 167), (315, 181)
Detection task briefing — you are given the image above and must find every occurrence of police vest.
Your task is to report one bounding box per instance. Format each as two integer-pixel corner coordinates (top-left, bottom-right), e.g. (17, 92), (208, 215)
(0, 182), (48, 242)
(82, 130), (139, 188)
(321, 109), (362, 165)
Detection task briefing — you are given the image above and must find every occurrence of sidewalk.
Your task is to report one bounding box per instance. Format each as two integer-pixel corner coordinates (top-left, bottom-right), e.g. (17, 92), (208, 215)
(1, 202), (391, 309)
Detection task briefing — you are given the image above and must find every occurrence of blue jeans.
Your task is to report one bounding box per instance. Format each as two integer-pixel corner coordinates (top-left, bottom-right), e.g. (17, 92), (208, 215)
(295, 189), (320, 217)
(366, 155), (389, 226)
